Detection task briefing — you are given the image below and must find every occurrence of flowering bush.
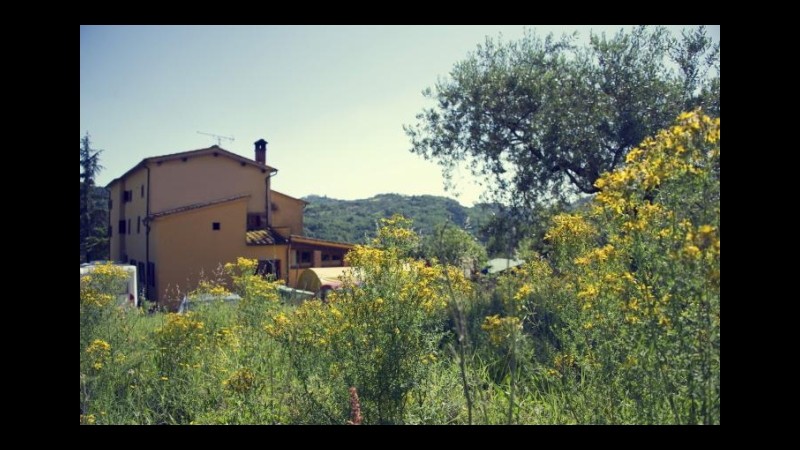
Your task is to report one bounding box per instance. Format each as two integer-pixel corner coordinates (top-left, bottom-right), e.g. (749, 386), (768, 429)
(515, 111), (720, 423)
(270, 216), (471, 423)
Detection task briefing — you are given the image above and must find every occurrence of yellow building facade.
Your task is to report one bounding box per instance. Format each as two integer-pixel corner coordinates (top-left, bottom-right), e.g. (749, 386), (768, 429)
(108, 140), (352, 309)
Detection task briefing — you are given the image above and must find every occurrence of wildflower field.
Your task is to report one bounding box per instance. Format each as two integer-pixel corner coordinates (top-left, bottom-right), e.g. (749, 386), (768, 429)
(80, 112), (719, 424)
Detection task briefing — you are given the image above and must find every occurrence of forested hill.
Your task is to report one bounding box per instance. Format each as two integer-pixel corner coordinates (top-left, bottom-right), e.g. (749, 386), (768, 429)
(302, 193), (496, 244)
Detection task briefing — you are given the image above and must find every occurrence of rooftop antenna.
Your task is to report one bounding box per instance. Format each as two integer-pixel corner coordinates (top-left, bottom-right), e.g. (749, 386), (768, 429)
(197, 131), (235, 147)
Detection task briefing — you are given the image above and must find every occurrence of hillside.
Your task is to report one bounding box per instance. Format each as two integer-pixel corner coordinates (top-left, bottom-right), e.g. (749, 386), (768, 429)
(302, 193), (497, 244)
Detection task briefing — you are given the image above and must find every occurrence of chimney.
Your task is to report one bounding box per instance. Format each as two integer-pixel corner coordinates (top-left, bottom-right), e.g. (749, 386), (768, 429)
(254, 139), (268, 165)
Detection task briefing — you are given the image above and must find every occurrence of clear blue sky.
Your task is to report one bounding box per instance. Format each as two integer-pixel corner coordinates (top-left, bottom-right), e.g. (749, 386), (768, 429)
(80, 25), (719, 206)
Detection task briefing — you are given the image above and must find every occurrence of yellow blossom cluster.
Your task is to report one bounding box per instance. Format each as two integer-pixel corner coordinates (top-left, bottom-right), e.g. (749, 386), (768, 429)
(553, 353), (576, 373)
(213, 326), (240, 349)
(497, 256), (552, 309)
(345, 245), (387, 271)
(545, 214), (597, 245)
(80, 414), (97, 425)
(192, 280), (232, 299)
(223, 368), (257, 394)
(224, 257), (282, 303)
(85, 339), (111, 370)
(370, 214), (420, 256)
(80, 263), (129, 308)
(156, 313), (207, 349)
(594, 111), (719, 218)
(574, 244), (616, 266)
(505, 111), (720, 406)
(481, 314), (523, 346)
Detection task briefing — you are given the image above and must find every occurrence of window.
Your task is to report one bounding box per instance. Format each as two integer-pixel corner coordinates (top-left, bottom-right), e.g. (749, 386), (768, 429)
(147, 262), (156, 287)
(212, 222), (221, 230)
(137, 216), (141, 234)
(137, 262), (145, 283)
(108, 199), (113, 210)
(246, 213), (267, 231)
(332, 254), (342, 261)
(109, 225), (113, 237)
(299, 251), (312, 264)
(256, 259), (281, 280)
(294, 250), (313, 269)
(322, 254), (331, 262)
(118, 220), (126, 234)
(127, 219), (131, 235)
(140, 185), (145, 198)
(123, 190), (132, 202)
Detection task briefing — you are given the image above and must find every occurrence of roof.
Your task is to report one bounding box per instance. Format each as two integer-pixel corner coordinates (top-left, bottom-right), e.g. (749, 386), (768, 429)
(149, 194), (250, 219)
(246, 228), (289, 246)
(290, 235), (355, 250)
(107, 145), (277, 187)
(296, 267), (358, 293)
(483, 258), (526, 274)
(272, 190), (309, 205)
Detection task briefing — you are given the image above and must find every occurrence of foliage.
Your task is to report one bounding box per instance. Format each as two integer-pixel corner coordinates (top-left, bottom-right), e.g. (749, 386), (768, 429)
(80, 263), (129, 351)
(303, 193), (497, 246)
(80, 260), (292, 425)
(405, 25), (719, 216)
(81, 110), (719, 427)
(80, 263), (146, 423)
(514, 111), (720, 423)
(269, 216), (472, 424)
(80, 132), (109, 263)
(370, 214), (420, 256)
(418, 222), (488, 271)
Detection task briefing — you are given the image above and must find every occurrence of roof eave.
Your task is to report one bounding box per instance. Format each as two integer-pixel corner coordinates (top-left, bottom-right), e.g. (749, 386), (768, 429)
(289, 235), (355, 250)
(106, 146), (276, 188)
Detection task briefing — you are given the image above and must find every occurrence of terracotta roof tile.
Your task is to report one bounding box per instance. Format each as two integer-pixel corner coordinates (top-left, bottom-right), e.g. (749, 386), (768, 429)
(246, 228), (289, 246)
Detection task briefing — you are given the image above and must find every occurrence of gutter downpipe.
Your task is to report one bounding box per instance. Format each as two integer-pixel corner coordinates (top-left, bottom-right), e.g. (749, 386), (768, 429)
(266, 168), (278, 227)
(265, 168), (282, 281)
(144, 164), (151, 307)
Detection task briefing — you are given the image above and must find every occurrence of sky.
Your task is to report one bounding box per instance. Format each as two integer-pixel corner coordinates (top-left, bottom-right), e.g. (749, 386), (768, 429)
(80, 25), (719, 206)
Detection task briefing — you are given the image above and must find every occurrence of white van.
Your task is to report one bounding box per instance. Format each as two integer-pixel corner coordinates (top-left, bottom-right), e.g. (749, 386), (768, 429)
(80, 263), (139, 307)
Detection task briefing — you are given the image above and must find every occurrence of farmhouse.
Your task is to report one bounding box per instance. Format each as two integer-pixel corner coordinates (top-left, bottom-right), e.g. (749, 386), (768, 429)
(107, 139), (353, 308)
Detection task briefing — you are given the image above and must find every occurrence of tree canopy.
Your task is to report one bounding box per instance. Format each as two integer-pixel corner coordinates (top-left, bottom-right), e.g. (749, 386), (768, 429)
(405, 26), (719, 214)
(418, 222), (488, 269)
(80, 132), (109, 263)
(302, 193), (497, 245)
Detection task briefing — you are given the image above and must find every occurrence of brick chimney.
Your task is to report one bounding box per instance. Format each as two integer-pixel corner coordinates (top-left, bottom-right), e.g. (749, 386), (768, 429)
(254, 139), (268, 165)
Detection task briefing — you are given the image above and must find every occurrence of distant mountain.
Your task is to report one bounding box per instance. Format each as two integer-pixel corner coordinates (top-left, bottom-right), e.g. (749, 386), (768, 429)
(302, 193), (498, 244)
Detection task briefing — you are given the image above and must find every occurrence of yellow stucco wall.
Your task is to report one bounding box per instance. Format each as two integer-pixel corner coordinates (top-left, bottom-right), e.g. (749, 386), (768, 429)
(271, 191), (305, 236)
(149, 153), (269, 214)
(109, 183), (121, 261)
(109, 167), (148, 264)
(151, 197), (288, 309)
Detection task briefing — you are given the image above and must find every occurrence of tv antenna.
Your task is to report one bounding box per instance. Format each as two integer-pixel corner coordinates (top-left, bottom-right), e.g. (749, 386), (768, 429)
(197, 131), (235, 146)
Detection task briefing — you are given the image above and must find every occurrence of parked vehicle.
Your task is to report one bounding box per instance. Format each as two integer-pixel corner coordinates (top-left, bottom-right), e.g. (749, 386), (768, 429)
(277, 285), (315, 305)
(80, 262), (139, 307)
(177, 292), (242, 313)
